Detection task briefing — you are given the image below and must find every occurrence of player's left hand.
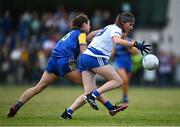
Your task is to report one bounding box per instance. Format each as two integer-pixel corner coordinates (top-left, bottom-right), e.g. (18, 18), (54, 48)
(134, 41), (151, 55)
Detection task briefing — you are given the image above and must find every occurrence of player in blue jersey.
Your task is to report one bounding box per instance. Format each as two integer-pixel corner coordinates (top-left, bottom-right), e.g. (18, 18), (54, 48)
(7, 14), (132, 118)
(112, 33), (137, 103)
(60, 12), (151, 119)
(7, 14), (99, 117)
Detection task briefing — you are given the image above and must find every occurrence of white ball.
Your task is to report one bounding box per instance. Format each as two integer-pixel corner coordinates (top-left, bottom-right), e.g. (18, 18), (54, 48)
(142, 54), (159, 70)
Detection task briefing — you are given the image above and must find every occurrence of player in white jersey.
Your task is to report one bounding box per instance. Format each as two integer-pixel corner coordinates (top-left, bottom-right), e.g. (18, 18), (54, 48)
(85, 24), (123, 59)
(61, 12), (151, 119)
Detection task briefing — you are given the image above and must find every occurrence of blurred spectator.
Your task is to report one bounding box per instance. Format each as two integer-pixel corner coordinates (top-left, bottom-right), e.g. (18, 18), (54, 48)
(175, 57), (180, 85)
(10, 44), (22, 83)
(0, 6), (179, 86)
(6, 30), (16, 53)
(18, 11), (31, 41)
(158, 50), (175, 87)
(91, 9), (103, 30)
(30, 11), (41, 35)
(121, 2), (132, 12)
(19, 41), (30, 83)
(0, 43), (10, 83)
(102, 10), (112, 26)
(42, 12), (55, 31)
(2, 11), (12, 36)
(42, 36), (56, 58)
(0, 12), (3, 32)
(0, 31), (5, 45)
(28, 35), (41, 82)
(55, 7), (70, 34)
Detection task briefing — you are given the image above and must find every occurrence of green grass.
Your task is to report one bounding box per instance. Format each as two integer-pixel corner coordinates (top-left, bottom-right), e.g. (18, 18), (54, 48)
(0, 85), (180, 126)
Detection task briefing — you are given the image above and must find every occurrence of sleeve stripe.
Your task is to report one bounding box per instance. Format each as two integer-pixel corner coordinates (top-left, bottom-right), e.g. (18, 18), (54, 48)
(114, 32), (122, 36)
(111, 34), (121, 38)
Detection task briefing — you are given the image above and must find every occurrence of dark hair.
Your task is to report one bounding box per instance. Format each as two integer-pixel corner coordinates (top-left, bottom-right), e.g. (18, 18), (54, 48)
(115, 12), (135, 28)
(71, 14), (89, 29)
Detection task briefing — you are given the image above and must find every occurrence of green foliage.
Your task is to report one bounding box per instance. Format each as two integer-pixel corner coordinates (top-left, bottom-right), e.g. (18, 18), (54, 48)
(0, 85), (180, 126)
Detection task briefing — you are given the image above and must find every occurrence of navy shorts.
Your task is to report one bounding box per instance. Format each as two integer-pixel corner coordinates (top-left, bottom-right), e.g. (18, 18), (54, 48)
(45, 56), (77, 77)
(79, 54), (109, 72)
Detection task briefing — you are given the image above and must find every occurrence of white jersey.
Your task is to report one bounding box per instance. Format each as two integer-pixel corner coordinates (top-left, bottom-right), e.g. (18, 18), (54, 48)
(84, 24), (122, 59)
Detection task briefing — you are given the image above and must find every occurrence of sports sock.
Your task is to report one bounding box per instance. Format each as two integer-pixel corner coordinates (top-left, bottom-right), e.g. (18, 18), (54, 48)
(104, 101), (114, 110)
(67, 108), (73, 115)
(15, 101), (23, 109)
(92, 90), (100, 98)
(122, 95), (128, 100)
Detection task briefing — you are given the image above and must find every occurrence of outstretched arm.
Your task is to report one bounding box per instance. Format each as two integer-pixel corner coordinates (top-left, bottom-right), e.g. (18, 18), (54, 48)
(112, 36), (151, 55)
(112, 36), (135, 46)
(87, 29), (101, 41)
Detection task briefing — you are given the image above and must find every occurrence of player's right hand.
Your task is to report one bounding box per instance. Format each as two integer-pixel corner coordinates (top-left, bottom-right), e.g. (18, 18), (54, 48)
(134, 41), (151, 55)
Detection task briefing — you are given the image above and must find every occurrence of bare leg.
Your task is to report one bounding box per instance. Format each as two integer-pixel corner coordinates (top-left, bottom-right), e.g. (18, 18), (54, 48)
(60, 71), (109, 119)
(68, 71), (108, 111)
(7, 71), (58, 117)
(66, 70), (82, 84)
(60, 66), (127, 119)
(66, 70), (108, 111)
(82, 65), (128, 116)
(20, 71), (58, 103)
(68, 65), (124, 112)
(117, 69), (130, 97)
(92, 65), (124, 94)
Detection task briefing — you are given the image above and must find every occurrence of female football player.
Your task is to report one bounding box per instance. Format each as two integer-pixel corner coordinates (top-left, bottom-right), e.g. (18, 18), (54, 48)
(7, 14), (103, 117)
(7, 14), (131, 118)
(61, 12), (151, 119)
(112, 33), (137, 104)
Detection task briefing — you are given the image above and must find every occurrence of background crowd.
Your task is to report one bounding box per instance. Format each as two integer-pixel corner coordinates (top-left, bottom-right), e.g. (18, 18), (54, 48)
(0, 5), (179, 87)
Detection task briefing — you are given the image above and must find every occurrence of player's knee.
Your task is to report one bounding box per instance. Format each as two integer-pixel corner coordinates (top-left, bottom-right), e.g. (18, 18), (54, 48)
(123, 79), (128, 86)
(116, 77), (124, 87)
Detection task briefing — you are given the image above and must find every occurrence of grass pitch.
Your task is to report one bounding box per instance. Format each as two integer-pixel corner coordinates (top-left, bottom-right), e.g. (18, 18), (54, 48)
(0, 85), (180, 126)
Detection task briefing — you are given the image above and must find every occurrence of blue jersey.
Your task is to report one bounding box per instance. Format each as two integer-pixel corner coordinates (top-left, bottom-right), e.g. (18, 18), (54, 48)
(45, 29), (87, 77)
(114, 44), (132, 72)
(52, 29), (85, 59)
(115, 44), (131, 57)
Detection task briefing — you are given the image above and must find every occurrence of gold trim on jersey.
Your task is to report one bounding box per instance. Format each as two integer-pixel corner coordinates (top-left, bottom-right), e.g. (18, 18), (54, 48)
(78, 33), (87, 45)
